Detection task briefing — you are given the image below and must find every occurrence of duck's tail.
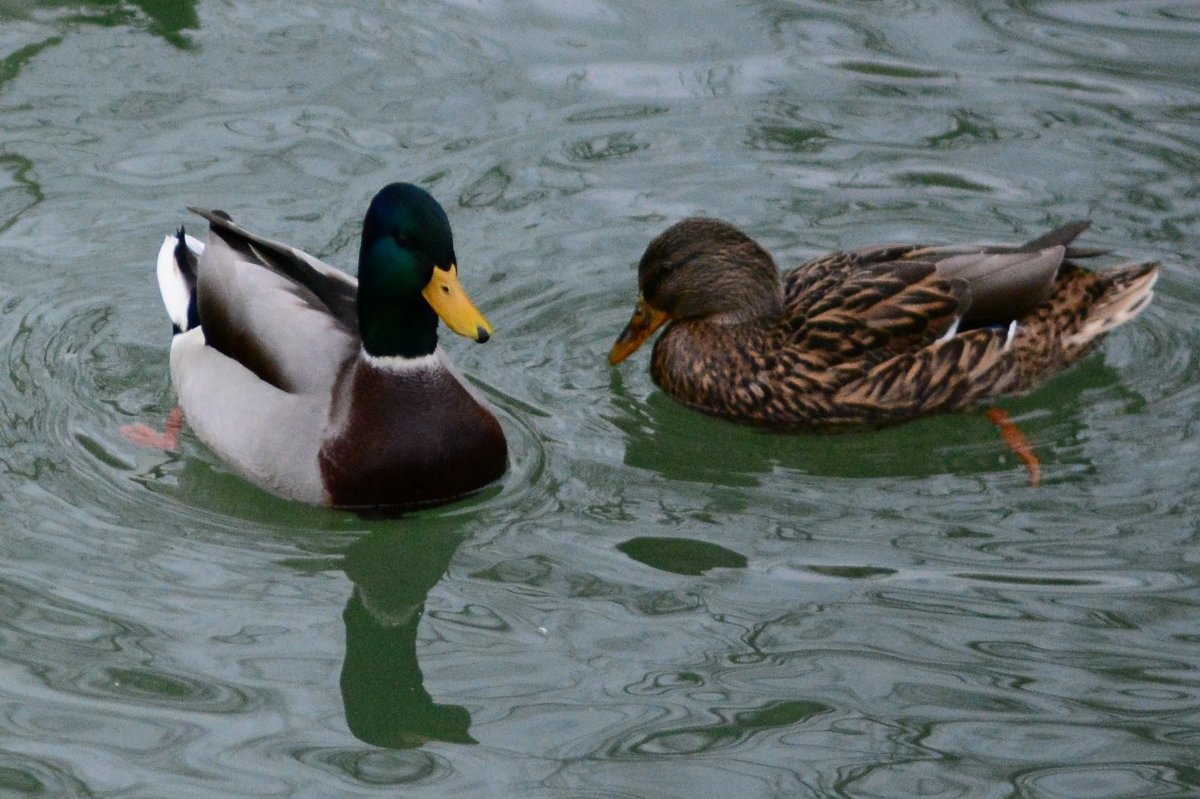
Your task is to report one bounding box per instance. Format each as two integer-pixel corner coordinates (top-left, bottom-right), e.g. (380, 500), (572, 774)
(1013, 259), (1158, 386)
(155, 227), (204, 334)
(1062, 261), (1159, 348)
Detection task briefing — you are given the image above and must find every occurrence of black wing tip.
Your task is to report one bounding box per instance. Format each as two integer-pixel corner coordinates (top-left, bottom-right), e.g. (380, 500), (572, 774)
(187, 207), (234, 226)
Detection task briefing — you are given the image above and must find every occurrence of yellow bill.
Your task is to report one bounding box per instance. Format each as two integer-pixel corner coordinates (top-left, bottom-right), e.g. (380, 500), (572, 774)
(609, 294), (670, 365)
(422, 264), (493, 343)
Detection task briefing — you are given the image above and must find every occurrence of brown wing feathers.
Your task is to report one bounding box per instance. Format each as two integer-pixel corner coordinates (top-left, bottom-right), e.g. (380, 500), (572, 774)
(787, 257), (967, 365)
(836, 327), (1017, 418)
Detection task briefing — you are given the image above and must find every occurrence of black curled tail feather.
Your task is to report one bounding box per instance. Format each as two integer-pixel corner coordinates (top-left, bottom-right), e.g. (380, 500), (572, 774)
(169, 226), (201, 334)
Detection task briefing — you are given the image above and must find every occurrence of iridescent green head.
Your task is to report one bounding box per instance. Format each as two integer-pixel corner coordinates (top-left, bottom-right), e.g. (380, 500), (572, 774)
(357, 183), (492, 358)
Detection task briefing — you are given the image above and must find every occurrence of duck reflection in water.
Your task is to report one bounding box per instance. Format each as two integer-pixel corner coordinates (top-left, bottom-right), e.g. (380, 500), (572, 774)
(128, 456), (479, 748)
(339, 519), (475, 748)
(0, 1), (200, 50)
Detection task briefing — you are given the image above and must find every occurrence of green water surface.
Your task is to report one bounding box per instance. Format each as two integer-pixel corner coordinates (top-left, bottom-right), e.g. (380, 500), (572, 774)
(0, 1), (1197, 797)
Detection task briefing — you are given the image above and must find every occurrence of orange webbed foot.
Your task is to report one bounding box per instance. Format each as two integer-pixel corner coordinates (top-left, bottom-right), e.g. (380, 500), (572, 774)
(986, 408), (1040, 487)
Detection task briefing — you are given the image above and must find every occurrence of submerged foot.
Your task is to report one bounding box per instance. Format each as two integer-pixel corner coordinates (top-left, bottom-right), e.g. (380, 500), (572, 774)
(121, 406), (184, 451)
(986, 408), (1040, 487)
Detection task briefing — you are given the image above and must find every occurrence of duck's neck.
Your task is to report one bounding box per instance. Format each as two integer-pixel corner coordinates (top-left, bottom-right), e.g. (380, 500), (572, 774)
(651, 319), (784, 418)
(359, 297), (439, 359)
(703, 306), (782, 327)
(361, 345), (441, 373)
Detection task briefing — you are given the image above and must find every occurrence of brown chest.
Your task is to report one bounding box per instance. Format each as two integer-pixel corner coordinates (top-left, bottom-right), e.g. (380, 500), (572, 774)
(318, 363), (507, 509)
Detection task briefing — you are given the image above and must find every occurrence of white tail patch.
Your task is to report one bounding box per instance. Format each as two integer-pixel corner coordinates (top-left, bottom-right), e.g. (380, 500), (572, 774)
(1004, 320), (1018, 349)
(1064, 267), (1158, 347)
(155, 233), (204, 332)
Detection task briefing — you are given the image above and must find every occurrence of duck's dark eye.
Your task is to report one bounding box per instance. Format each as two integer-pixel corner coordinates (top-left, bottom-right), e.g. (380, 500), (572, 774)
(391, 233), (410, 248)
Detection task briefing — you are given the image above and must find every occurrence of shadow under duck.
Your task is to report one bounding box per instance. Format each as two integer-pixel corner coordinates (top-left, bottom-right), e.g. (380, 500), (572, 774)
(610, 219), (1158, 428)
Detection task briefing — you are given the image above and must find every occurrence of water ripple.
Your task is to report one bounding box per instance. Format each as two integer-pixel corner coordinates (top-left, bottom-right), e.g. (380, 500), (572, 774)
(621, 699), (833, 756)
(51, 665), (254, 714)
(0, 751), (90, 798)
(1015, 762), (1197, 799)
(291, 745), (447, 786)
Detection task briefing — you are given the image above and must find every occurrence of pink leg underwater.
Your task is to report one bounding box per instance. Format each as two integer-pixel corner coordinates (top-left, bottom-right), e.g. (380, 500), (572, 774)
(121, 406), (184, 451)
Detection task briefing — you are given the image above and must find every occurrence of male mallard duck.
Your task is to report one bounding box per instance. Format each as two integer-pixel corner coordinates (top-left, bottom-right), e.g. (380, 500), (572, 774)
(610, 218), (1158, 427)
(135, 183), (507, 509)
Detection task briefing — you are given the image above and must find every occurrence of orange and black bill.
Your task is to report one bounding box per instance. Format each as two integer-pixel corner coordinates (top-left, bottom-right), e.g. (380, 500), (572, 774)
(609, 294), (670, 365)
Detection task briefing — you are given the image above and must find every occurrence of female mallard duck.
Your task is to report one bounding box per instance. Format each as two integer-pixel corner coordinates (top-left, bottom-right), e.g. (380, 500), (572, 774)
(134, 183), (507, 509)
(610, 218), (1158, 427)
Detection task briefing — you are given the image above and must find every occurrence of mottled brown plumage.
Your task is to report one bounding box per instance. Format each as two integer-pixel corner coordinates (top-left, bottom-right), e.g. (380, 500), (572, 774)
(610, 218), (1158, 428)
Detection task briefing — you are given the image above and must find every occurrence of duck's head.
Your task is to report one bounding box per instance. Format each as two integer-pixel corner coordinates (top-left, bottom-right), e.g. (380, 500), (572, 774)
(609, 217), (783, 365)
(358, 183), (493, 358)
